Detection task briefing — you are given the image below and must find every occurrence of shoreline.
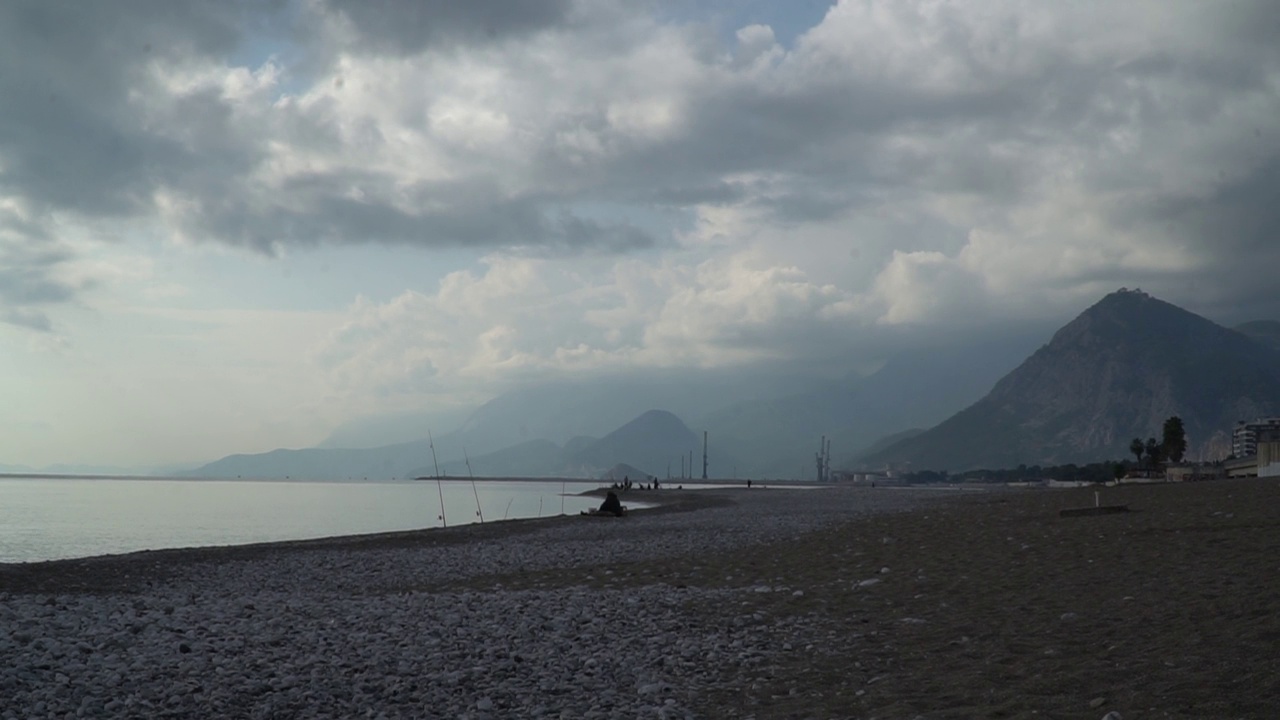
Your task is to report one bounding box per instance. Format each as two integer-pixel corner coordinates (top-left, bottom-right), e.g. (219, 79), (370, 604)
(0, 488), (729, 592)
(0, 477), (720, 567)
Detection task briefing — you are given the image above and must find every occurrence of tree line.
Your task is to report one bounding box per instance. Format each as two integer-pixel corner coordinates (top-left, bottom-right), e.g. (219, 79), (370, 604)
(898, 415), (1190, 484)
(1128, 415), (1187, 468)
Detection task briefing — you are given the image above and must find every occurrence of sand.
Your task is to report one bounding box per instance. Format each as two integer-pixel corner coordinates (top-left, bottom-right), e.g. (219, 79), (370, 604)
(683, 480), (1280, 719)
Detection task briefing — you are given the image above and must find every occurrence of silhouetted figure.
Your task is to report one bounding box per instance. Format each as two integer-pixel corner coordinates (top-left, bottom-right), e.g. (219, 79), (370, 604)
(747, 479), (752, 489)
(653, 477), (660, 490)
(598, 491), (624, 517)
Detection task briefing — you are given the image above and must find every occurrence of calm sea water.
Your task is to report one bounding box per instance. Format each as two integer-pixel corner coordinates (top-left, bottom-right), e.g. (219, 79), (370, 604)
(0, 477), (619, 564)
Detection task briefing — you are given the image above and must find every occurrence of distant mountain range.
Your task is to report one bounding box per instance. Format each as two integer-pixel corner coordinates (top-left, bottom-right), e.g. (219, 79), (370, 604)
(188, 410), (712, 481)
(184, 329), (1040, 480)
(186, 438), (439, 480)
(184, 289), (1279, 479)
(414, 409), (708, 480)
(702, 328), (1045, 477)
(861, 289), (1280, 471)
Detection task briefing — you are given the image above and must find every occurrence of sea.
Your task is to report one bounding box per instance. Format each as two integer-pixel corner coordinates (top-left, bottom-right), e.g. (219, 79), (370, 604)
(0, 476), (630, 564)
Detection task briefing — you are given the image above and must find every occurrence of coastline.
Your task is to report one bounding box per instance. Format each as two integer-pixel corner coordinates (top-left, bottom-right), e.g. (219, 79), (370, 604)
(2, 481), (1277, 717)
(0, 488), (727, 593)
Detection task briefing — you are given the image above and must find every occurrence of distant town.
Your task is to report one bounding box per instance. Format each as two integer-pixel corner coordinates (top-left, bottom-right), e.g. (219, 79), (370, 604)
(835, 415), (1280, 487)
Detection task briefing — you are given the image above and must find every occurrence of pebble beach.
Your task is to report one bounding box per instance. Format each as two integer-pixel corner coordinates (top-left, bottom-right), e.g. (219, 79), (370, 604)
(2, 480), (1278, 718)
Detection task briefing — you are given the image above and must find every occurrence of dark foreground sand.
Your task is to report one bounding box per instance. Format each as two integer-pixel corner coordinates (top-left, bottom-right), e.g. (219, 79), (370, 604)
(457, 481), (1280, 719)
(4, 480), (1279, 718)
(716, 480), (1280, 719)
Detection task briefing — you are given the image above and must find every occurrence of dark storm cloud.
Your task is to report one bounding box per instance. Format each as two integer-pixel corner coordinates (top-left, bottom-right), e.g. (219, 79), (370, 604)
(647, 182), (746, 207)
(528, 45), (1053, 221)
(1160, 158), (1280, 254)
(0, 0), (637, 330)
(0, 0), (648, 256)
(0, 1), (291, 329)
(2, 308), (53, 332)
(172, 172), (654, 256)
(3, 0), (1280, 335)
(0, 240), (79, 332)
(1133, 156), (1280, 324)
(318, 0), (572, 54)
(0, 1), (278, 215)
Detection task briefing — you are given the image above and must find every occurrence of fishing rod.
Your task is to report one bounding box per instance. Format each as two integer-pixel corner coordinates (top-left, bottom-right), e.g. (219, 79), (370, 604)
(429, 429), (446, 528)
(464, 448), (483, 523)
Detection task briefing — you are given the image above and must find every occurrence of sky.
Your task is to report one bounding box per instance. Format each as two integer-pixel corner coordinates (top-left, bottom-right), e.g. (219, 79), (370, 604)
(2, 0), (1279, 469)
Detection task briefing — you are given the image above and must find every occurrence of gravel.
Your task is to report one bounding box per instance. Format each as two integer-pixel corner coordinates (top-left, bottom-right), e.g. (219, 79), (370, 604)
(0, 486), (936, 719)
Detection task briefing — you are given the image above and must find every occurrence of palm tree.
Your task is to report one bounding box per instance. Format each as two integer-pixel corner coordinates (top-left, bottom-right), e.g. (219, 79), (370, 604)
(1129, 438), (1145, 466)
(1145, 437), (1162, 467)
(1162, 416), (1187, 463)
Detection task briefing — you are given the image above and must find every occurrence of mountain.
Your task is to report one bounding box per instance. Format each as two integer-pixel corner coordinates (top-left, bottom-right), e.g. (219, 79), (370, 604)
(405, 410), (717, 480)
(402, 368), (824, 463)
(861, 289), (1280, 471)
(187, 314), (1054, 481)
(1236, 321), (1280, 353)
(572, 410), (703, 479)
(430, 439), (566, 478)
(186, 438), (438, 480)
(186, 323), (1047, 480)
(317, 407), (469, 449)
(191, 406), (710, 480)
(854, 427), (926, 459)
(700, 327), (1046, 477)
(600, 463), (652, 482)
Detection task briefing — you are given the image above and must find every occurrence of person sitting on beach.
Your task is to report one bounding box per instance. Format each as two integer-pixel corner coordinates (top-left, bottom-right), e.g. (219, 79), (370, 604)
(598, 491), (624, 517)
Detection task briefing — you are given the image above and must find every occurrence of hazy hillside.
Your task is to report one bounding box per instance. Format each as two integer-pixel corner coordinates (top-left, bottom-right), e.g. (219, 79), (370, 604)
(851, 428), (926, 461)
(409, 368), (823, 461)
(1236, 320), (1280, 353)
(187, 326), (1048, 480)
(430, 439), (565, 478)
(187, 439), (438, 480)
(571, 410), (706, 479)
(863, 290), (1280, 471)
(407, 409), (714, 480)
(702, 327), (1047, 477)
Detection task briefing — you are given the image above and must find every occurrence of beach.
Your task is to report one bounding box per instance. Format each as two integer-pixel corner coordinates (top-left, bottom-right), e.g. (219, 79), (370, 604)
(1, 480), (1277, 718)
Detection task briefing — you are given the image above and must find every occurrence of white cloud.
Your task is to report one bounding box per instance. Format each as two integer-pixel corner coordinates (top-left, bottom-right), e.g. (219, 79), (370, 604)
(315, 246), (866, 411)
(3, 0), (1280, 465)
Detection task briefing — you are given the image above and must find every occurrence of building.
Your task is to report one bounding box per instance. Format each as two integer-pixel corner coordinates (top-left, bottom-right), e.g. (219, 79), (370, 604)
(1232, 417), (1280, 458)
(1258, 428), (1280, 478)
(1164, 464), (1224, 482)
(1224, 455), (1257, 478)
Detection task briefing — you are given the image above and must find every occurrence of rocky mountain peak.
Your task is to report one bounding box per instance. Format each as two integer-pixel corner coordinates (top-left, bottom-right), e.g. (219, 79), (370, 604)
(862, 290), (1280, 470)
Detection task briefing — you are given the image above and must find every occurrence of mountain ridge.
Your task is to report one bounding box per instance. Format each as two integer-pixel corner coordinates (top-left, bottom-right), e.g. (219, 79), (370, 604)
(861, 289), (1280, 470)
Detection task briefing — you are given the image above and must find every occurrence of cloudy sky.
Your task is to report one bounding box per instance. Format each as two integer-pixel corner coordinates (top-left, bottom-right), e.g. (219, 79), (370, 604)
(3, 0), (1278, 469)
